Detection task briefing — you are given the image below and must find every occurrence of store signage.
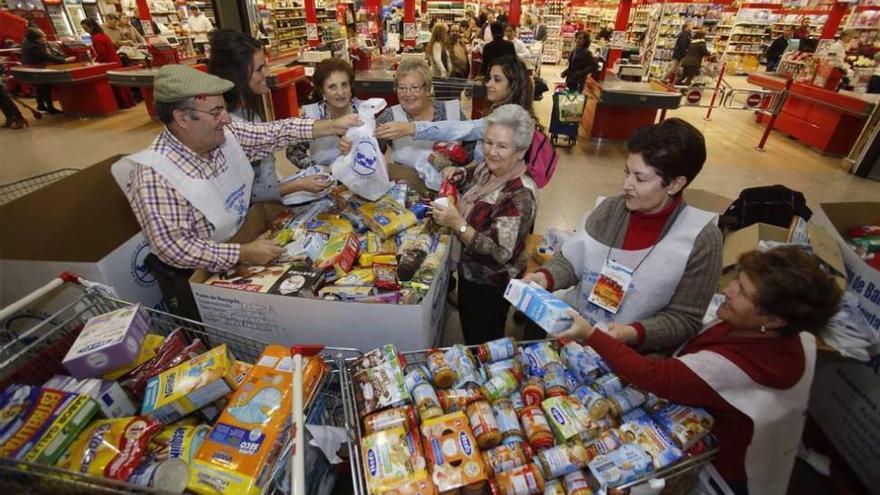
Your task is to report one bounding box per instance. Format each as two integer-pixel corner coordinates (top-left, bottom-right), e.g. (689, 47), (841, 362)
(746, 93), (762, 108)
(306, 23), (318, 41)
(404, 22), (417, 41)
(686, 89), (702, 105)
(610, 31), (626, 49)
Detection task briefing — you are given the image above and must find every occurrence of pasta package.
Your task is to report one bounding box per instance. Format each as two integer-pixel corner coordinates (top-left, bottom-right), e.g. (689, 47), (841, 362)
(358, 196), (418, 239)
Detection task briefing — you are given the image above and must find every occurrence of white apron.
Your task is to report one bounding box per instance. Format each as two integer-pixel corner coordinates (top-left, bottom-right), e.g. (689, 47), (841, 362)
(111, 129), (254, 242)
(677, 325), (816, 495)
(302, 102), (345, 166)
(559, 197), (716, 326)
(390, 99), (460, 166)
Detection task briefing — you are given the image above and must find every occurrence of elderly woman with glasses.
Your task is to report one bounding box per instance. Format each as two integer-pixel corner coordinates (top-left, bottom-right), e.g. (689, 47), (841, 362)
(373, 58), (473, 193)
(556, 246), (842, 495)
(431, 104), (538, 345)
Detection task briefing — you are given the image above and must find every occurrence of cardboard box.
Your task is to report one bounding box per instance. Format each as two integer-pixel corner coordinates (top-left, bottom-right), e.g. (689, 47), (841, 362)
(189, 204), (450, 351)
(0, 156), (163, 328)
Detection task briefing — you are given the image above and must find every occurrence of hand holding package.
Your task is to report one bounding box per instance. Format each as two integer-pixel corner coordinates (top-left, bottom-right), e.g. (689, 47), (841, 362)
(331, 99), (392, 201)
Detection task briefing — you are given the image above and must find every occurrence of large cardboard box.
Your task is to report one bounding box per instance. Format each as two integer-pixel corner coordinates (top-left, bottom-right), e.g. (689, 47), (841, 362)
(809, 202), (880, 493)
(0, 157), (163, 330)
(189, 203), (450, 351)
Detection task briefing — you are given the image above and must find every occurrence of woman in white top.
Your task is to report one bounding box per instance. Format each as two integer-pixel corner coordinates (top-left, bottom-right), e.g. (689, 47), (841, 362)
(505, 25), (532, 60)
(427, 22), (450, 78)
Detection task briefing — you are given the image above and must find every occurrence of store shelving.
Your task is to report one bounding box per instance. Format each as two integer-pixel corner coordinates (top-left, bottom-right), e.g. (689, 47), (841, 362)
(542, 14), (563, 63)
(426, 0), (466, 24)
(648, 3), (724, 80)
(719, 7), (775, 75)
(842, 6), (879, 46)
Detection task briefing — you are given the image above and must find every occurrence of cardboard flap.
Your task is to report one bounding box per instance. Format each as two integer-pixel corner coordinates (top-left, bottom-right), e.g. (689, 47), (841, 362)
(819, 202), (880, 238)
(722, 223), (789, 270)
(683, 189), (733, 215)
(805, 223), (846, 277)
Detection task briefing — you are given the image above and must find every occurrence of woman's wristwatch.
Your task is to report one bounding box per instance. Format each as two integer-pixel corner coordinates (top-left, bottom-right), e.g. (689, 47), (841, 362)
(457, 222), (469, 235)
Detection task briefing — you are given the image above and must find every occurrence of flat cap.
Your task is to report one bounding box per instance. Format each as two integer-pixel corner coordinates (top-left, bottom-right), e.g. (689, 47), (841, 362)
(154, 65), (234, 103)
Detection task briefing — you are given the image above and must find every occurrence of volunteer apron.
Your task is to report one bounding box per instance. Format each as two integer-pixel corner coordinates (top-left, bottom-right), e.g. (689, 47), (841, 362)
(302, 101), (350, 166)
(112, 128), (254, 243)
(390, 99), (460, 166)
(677, 325), (816, 495)
(559, 197), (716, 326)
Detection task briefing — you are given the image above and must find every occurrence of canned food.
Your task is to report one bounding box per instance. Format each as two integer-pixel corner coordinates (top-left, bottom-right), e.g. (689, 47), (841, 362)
(483, 369), (522, 402)
(363, 406), (415, 434)
(592, 374), (624, 397)
(489, 463), (545, 495)
(573, 384), (611, 420)
(492, 399), (523, 439)
(467, 400), (502, 449)
(521, 406), (555, 452)
(544, 479), (566, 495)
(509, 389), (526, 415)
(560, 341), (601, 384)
(522, 343), (562, 377)
(607, 387), (647, 417)
(404, 366), (430, 394)
(536, 440), (591, 479)
(522, 376), (545, 407)
(563, 469), (594, 495)
(412, 382), (443, 420)
(486, 358), (521, 378)
(437, 388), (470, 413)
(478, 337), (517, 363)
(542, 363), (570, 398)
(481, 441), (531, 476)
(585, 428), (624, 457)
(426, 349), (455, 389)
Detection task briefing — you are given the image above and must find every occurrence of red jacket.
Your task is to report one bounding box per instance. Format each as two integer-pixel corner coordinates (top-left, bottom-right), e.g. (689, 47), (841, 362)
(91, 32), (122, 64)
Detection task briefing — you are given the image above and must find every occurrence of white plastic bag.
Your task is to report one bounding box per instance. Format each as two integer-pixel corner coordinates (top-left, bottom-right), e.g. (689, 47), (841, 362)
(331, 98), (392, 201)
(412, 150), (443, 191)
(280, 165), (335, 205)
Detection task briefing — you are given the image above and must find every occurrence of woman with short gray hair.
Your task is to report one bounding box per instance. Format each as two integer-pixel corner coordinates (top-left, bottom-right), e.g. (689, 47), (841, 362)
(431, 104), (538, 345)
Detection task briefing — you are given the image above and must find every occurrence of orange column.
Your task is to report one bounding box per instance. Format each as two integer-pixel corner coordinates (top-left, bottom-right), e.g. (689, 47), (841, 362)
(821, 2), (848, 39)
(135, 0), (151, 21)
(601, 0), (632, 80)
(403, 0), (415, 47)
(305, 0), (320, 47)
(510, 0), (521, 27)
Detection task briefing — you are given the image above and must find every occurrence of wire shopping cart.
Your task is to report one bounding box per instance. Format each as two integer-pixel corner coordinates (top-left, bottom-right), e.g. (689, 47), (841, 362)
(0, 168), (81, 206)
(0, 274), (362, 495)
(340, 343), (721, 495)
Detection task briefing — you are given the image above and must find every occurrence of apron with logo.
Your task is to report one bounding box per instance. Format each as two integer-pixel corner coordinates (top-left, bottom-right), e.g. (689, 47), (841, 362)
(390, 99), (460, 167)
(676, 325), (816, 495)
(302, 102), (347, 166)
(559, 197), (716, 326)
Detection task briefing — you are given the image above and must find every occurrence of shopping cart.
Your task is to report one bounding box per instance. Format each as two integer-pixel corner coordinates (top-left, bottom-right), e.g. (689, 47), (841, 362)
(549, 88), (586, 147)
(340, 343), (722, 495)
(0, 274), (362, 495)
(0, 168), (80, 206)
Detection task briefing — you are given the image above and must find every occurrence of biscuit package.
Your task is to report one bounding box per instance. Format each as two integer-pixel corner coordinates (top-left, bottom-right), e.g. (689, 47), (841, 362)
(57, 416), (163, 481)
(361, 426), (428, 495)
(420, 411), (488, 492)
(62, 304), (151, 379)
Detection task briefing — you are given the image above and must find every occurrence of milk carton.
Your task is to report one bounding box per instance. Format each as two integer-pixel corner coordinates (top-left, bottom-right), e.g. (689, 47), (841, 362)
(504, 279), (574, 334)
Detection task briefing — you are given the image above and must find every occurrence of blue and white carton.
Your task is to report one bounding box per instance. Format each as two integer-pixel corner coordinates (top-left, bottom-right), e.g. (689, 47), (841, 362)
(503, 279), (575, 334)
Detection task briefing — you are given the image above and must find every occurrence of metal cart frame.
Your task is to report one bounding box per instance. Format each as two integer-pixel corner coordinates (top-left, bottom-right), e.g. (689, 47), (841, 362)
(0, 168), (81, 206)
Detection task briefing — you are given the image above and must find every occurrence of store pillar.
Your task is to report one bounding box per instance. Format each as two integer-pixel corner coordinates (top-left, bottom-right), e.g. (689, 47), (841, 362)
(305, 0), (319, 47)
(135, 0), (150, 21)
(602, 0), (632, 80)
(510, 0), (521, 27)
(821, 2), (848, 40)
(403, 0), (415, 47)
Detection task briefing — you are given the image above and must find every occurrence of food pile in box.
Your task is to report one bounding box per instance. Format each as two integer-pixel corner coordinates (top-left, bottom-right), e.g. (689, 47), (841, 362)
(0, 304), (328, 495)
(204, 182), (454, 303)
(845, 225), (880, 271)
(354, 340), (715, 495)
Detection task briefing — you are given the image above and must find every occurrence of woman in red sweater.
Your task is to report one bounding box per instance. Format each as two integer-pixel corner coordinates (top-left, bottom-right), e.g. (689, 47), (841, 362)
(558, 246), (842, 495)
(81, 19), (135, 109)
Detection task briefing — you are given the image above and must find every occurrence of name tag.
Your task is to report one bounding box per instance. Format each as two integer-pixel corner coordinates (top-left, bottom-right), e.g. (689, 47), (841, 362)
(587, 260), (633, 315)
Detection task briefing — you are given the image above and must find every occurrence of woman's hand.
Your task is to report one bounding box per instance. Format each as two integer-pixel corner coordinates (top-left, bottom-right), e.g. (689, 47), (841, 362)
(442, 166), (466, 183)
(522, 271), (548, 289)
(313, 114), (362, 137)
(375, 121), (416, 140)
(554, 310), (595, 342)
(431, 200), (465, 230)
(606, 323), (639, 345)
(339, 136), (352, 155)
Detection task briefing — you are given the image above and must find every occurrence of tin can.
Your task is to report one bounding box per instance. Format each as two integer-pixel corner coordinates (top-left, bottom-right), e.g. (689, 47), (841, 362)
(412, 382), (443, 420)
(542, 362), (570, 398)
(509, 389), (526, 415)
(446, 344), (482, 387)
(467, 399), (502, 449)
(487, 358), (521, 378)
(560, 342), (601, 384)
(522, 342), (562, 377)
(563, 469), (594, 495)
(492, 399), (523, 439)
(607, 387), (647, 417)
(583, 346), (611, 374)
(592, 373), (624, 397)
(481, 441), (531, 476)
(363, 406), (415, 434)
(404, 366), (430, 394)
(489, 463), (545, 495)
(522, 376), (545, 407)
(478, 337), (517, 363)
(564, 369), (581, 393)
(544, 479), (566, 495)
(521, 406), (555, 452)
(503, 434), (527, 446)
(536, 440), (591, 480)
(483, 369), (522, 402)
(573, 384), (611, 420)
(437, 388), (469, 413)
(585, 428), (624, 457)
(426, 349), (455, 389)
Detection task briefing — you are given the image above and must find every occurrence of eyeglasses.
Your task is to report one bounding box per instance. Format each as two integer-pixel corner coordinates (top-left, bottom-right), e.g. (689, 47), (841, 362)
(729, 277), (758, 304)
(397, 84), (426, 94)
(185, 106), (227, 120)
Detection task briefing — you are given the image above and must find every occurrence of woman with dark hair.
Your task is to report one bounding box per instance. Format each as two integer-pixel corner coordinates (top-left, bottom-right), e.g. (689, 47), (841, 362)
(287, 57), (359, 168)
(678, 30), (712, 85)
(20, 27), (71, 114)
(81, 18), (135, 109)
(557, 245), (842, 495)
(526, 118), (723, 350)
(208, 29), (331, 202)
(480, 22), (516, 77)
(561, 31), (599, 91)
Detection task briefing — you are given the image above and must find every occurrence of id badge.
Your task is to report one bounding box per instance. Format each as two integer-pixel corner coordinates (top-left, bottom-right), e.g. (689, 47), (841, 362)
(587, 260), (633, 315)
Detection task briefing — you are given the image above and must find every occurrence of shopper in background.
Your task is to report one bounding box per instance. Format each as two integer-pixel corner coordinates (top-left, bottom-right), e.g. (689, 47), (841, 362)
(678, 30), (712, 86)
(793, 17), (810, 41)
(465, 17), (479, 45)
(481, 12), (496, 42)
(80, 19), (136, 109)
(506, 25), (531, 60)
(480, 22), (516, 77)
(288, 57), (360, 168)
(208, 29), (332, 202)
(0, 83), (27, 129)
(188, 6), (213, 52)
(533, 15), (547, 42)
(427, 22), (450, 78)
(20, 27), (72, 115)
(561, 32), (599, 92)
(447, 23), (470, 78)
(432, 104), (538, 345)
(526, 118), (722, 351)
(669, 22), (692, 83)
(765, 27), (792, 72)
(113, 65), (358, 317)
(596, 22), (614, 42)
(558, 246), (841, 495)
(117, 14), (146, 46)
(101, 13), (124, 47)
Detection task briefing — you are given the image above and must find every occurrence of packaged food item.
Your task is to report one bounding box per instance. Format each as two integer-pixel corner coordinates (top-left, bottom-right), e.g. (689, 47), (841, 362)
(103, 333), (166, 380)
(562, 469), (593, 495)
(486, 358), (521, 379)
(587, 443), (654, 490)
(374, 263), (401, 290)
(122, 331), (207, 400)
(278, 229), (331, 266)
(44, 375), (136, 418)
(318, 285), (378, 301)
(412, 382), (444, 420)
(481, 369), (522, 402)
(268, 267), (325, 296)
(335, 267), (376, 287)
(521, 406), (554, 452)
(492, 399), (523, 440)
(466, 400), (502, 449)
(541, 395), (590, 443)
(592, 374), (624, 397)
(544, 479), (566, 495)
(141, 344), (238, 424)
(354, 344), (402, 372)
(541, 363), (570, 398)
(437, 388), (473, 413)
(58, 416), (162, 480)
(607, 387), (647, 417)
(584, 429), (624, 457)
(364, 406), (419, 435)
(477, 337), (517, 363)
(489, 463), (545, 495)
(445, 345), (483, 388)
(353, 358), (409, 417)
(652, 404), (714, 450)
(314, 233), (360, 273)
(560, 342), (601, 384)
(307, 213), (355, 237)
(359, 196), (419, 239)
(521, 343), (562, 378)
(404, 366), (432, 395)
(481, 442), (531, 477)
(62, 304), (151, 379)
(643, 392), (666, 413)
(273, 228), (294, 246)
(397, 247), (427, 282)
(503, 280), (575, 334)
(130, 424), (210, 492)
(205, 264), (294, 293)
(438, 178), (460, 204)
(535, 440), (591, 480)
(621, 408), (651, 424)
(572, 385), (611, 420)
(522, 376), (545, 407)
(582, 417), (619, 441)
(620, 419), (683, 469)
(420, 411), (488, 492)
(509, 390), (526, 415)
(413, 242), (448, 285)
(360, 426), (426, 495)
(22, 392), (100, 464)
(422, 350), (453, 389)
(380, 470), (438, 495)
(285, 198), (333, 231)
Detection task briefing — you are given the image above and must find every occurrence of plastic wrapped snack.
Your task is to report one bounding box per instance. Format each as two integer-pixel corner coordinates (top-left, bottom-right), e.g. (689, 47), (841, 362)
(121, 330), (207, 400)
(336, 268), (376, 287)
(358, 196), (419, 239)
(652, 404), (714, 451)
(57, 416), (162, 480)
(277, 230), (330, 266)
(314, 233), (360, 273)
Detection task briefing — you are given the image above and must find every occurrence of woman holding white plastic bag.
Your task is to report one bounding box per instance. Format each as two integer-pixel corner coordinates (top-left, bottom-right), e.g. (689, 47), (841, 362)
(431, 104), (538, 345)
(331, 98), (393, 201)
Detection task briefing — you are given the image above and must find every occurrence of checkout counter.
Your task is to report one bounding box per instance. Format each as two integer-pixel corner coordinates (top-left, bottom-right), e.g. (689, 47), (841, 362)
(747, 72), (878, 156)
(266, 54), (307, 119)
(11, 61), (120, 117)
(581, 74), (682, 141)
(107, 62), (207, 119)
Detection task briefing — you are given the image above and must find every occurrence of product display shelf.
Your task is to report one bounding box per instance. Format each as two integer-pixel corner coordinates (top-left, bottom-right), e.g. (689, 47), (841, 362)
(842, 7), (880, 46)
(427, 0), (466, 24)
(627, 4), (653, 44)
(263, 0), (309, 55)
(543, 14), (563, 64)
(147, 0), (182, 30)
(720, 9), (774, 75)
(648, 3), (723, 82)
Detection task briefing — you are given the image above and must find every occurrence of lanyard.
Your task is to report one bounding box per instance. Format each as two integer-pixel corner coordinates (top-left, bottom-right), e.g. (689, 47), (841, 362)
(604, 202), (684, 276)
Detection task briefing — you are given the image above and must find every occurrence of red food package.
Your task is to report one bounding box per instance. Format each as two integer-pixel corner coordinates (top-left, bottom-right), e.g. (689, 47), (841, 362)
(432, 142), (469, 165)
(439, 179), (459, 206)
(120, 329), (207, 399)
(847, 225), (880, 239)
(374, 263), (401, 290)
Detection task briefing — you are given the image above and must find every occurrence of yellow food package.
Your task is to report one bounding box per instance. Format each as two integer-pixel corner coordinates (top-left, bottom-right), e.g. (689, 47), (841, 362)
(309, 213), (355, 238)
(103, 333), (165, 381)
(361, 426), (426, 495)
(233, 361), (253, 386)
(57, 416), (162, 480)
(140, 345), (237, 424)
(358, 197), (418, 239)
(189, 346), (329, 495)
(336, 267), (376, 287)
(367, 232), (399, 254)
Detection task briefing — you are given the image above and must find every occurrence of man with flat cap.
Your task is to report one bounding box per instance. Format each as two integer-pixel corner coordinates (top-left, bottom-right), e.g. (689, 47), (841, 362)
(114, 65), (359, 317)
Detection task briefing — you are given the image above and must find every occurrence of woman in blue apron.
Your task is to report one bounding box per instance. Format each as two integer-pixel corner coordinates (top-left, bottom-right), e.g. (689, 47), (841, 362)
(287, 57), (360, 169)
(527, 118), (723, 352)
(208, 30), (332, 202)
